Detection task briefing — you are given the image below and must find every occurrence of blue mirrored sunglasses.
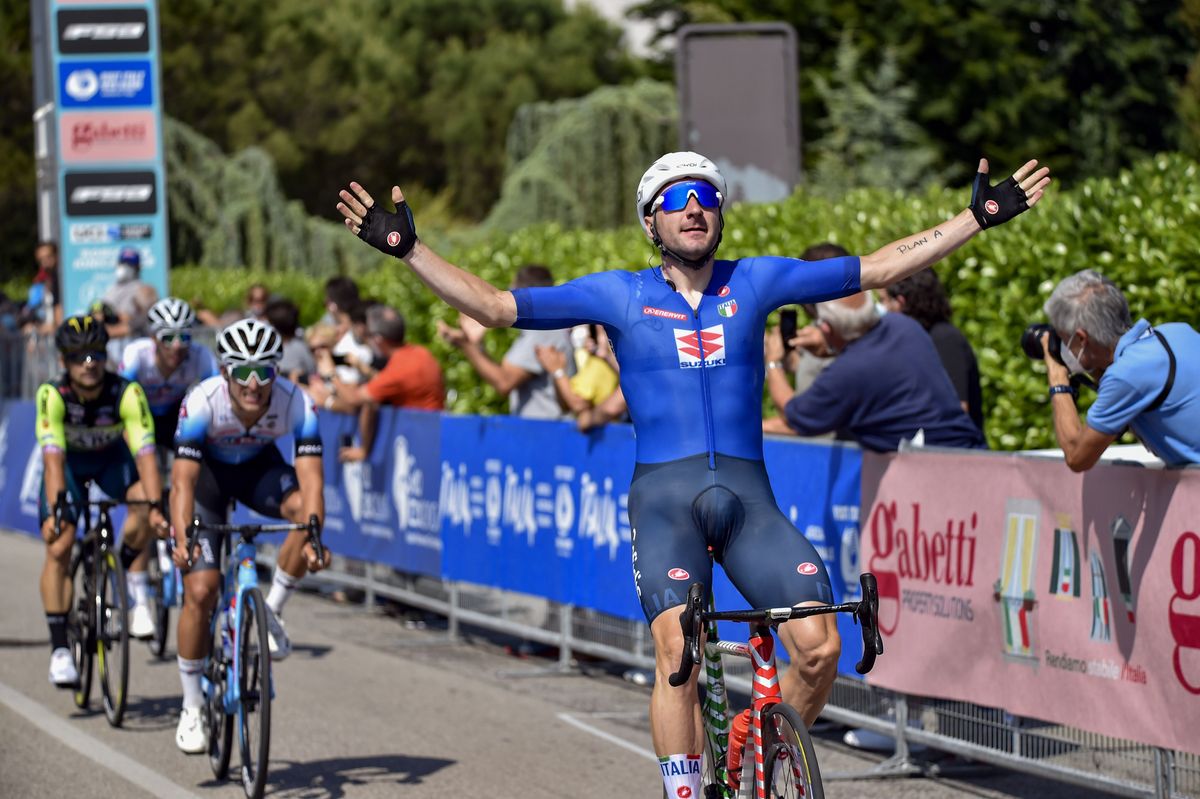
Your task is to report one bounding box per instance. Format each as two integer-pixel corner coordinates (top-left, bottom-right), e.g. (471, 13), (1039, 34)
(653, 180), (722, 214)
(156, 330), (192, 346)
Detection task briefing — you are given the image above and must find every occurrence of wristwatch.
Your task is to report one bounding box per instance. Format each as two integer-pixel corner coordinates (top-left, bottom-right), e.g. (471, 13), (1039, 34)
(552, 368), (567, 380)
(766, 361), (784, 371)
(1048, 384), (1077, 399)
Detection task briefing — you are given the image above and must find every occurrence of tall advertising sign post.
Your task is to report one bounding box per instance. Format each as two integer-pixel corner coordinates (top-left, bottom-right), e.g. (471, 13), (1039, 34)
(48, 0), (170, 315)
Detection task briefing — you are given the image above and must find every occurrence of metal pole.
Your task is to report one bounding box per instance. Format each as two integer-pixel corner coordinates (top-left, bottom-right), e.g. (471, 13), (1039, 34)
(447, 582), (459, 639)
(558, 603), (574, 669)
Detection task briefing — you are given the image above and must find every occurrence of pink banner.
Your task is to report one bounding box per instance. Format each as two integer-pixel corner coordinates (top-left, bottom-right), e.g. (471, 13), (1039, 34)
(861, 450), (1200, 755)
(59, 110), (158, 163)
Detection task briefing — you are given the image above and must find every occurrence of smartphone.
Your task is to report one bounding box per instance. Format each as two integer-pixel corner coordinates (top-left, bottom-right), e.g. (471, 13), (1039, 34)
(330, 353), (349, 367)
(779, 309), (798, 351)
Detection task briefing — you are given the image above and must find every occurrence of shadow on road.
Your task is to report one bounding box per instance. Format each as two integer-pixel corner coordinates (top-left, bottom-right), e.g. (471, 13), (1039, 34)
(119, 692), (182, 732)
(260, 754), (456, 798)
(0, 637), (50, 649)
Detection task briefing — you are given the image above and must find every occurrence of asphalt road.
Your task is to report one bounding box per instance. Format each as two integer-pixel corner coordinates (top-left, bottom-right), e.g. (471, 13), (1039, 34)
(0, 529), (1124, 798)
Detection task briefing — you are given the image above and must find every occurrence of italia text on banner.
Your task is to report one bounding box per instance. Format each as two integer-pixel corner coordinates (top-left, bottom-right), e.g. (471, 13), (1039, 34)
(861, 450), (1200, 755)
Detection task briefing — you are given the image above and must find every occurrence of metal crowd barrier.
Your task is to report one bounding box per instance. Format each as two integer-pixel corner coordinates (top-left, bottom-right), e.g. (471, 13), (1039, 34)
(275, 551), (1198, 799)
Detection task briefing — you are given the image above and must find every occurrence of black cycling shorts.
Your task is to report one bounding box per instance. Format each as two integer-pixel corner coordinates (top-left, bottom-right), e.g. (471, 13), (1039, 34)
(188, 447), (299, 572)
(628, 454), (833, 624)
(38, 445), (138, 525)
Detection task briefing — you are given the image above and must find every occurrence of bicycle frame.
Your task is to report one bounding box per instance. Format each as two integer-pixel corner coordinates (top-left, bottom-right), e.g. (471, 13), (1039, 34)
(209, 535), (273, 715)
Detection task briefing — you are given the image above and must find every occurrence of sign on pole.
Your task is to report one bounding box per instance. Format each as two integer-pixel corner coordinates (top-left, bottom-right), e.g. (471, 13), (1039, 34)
(48, 0), (170, 315)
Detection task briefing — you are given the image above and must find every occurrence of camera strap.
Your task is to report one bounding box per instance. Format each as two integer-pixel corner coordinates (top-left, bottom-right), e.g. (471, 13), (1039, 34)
(1145, 328), (1175, 412)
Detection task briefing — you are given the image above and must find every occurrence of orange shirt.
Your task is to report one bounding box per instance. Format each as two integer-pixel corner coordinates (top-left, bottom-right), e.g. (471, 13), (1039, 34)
(364, 344), (445, 410)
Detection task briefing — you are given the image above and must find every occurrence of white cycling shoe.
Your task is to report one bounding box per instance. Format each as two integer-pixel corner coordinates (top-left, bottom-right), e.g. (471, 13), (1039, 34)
(175, 706), (208, 754)
(48, 647), (78, 687)
(129, 603), (155, 640)
(265, 609), (291, 661)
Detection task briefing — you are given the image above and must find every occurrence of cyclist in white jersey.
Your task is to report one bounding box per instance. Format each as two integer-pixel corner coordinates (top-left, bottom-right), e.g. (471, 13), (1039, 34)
(169, 318), (329, 753)
(118, 298), (218, 639)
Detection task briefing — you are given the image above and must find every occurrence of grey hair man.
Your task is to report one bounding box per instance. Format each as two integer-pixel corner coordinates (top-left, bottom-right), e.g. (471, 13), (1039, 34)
(1038, 269), (1200, 470)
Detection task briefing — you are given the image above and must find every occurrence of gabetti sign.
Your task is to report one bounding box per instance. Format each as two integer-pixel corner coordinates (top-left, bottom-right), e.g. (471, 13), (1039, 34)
(861, 449), (1200, 756)
(49, 0), (169, 315)
(57, 8), (150, 54)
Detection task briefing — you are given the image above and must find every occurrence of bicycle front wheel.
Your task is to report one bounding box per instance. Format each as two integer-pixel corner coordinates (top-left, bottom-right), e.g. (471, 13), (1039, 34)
(146, 548), (170, 659)
(236, 587), (272, 799)
(762, 703), (824, 799)
(68, 549), (94, 709)
(97, 549), (130, 727)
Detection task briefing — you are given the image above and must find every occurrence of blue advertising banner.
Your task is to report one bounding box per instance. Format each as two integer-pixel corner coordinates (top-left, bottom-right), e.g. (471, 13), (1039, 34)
(0, 401), (42, 537)
(50, 1), (170, 316)
(439, 415), (641, 619)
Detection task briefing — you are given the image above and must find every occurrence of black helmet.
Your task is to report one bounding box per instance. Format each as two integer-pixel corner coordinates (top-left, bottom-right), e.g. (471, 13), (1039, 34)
(55, 314), (108, 354)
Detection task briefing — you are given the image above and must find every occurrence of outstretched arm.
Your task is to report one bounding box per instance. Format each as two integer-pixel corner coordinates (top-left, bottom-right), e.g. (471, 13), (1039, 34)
(859, 159), (1050, 290)
(338, 183), (517, 327)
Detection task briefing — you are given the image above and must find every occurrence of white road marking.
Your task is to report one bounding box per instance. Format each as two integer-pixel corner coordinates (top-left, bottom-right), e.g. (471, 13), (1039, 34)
(0, 678), (203, 799)
(557, 711), (659, 762)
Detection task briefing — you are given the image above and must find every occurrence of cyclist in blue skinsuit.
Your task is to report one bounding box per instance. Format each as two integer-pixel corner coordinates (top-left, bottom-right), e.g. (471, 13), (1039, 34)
(338, 151), (1050, 798)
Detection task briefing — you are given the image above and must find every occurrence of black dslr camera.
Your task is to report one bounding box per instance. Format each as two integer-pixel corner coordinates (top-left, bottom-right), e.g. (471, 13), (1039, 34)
(1021, 323), (1063, 364)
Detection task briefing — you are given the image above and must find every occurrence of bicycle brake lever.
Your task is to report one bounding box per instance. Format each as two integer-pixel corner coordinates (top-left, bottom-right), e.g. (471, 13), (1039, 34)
(186, 517), (200, 570)
(854, 573), (883, 674)
(307, 514), (325, 566)
(668, 583), (705, 687)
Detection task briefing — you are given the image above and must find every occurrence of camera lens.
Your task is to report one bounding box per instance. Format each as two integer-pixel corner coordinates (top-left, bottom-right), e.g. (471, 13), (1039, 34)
(1021, 323), (1063, 364)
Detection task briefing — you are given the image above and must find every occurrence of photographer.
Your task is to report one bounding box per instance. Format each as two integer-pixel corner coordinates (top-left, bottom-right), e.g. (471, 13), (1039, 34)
(1032, 269), (1200, 470)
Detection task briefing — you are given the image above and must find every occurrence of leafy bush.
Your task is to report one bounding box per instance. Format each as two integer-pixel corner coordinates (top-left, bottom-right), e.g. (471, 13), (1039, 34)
(173, 152), (1200, 447)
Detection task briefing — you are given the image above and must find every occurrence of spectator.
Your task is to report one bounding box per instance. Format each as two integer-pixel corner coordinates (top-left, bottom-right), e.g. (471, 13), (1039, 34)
(321, 275), (361, 329)
(20, 241), (62, 335)
(883, 268), (984, 432)
(763, 291), (986, 451)
(534, 323), (619, 419)
(195, 283), (270, 329)
(437, 264), (574, 420)
(306, 304), (444, 462)
(1036, 269), (1200, 470)
(331, 300), (377, 384)
(265, 298), (316, 383)
(98, 247), (159, 361)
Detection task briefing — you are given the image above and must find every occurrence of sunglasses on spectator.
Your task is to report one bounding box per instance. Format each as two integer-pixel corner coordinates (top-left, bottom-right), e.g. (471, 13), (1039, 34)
(156, 330), (192, 346)
(229, 364), (276, 386)
(652, 180), (722, 214)
(65, 350), (106, 365)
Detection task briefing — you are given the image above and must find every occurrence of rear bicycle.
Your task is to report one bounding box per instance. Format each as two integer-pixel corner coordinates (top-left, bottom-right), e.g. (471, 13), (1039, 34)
(146, 538), (175, 658)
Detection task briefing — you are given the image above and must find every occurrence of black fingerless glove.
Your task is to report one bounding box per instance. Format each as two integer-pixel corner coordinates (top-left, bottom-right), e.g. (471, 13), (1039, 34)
(969, 170), (1028, 229)
(357, 201), (418, 258)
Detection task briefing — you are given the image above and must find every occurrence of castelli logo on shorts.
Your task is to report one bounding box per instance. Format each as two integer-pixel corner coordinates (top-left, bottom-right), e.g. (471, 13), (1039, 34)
(677, 788), (692, 799)
(668, 568), (690, 580)
(984, 199), (1000, 215)
(797, 562), (819, 576)
(386, 231), (401, 248)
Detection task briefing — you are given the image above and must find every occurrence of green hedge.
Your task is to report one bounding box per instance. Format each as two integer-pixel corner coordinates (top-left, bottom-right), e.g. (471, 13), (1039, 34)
(172, 153), (1200, 447)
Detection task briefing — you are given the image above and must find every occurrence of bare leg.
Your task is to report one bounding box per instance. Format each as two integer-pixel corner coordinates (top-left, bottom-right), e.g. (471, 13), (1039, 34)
(649, 607), (705, 755)
(776, 605), (841, 726)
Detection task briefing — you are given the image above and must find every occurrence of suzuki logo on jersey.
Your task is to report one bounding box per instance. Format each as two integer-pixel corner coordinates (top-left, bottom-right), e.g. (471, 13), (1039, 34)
(674, 325), (726, 368)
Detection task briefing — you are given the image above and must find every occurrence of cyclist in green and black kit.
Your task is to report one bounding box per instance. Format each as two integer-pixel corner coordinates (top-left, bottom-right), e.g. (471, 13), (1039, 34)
(36, 315), (166, 686)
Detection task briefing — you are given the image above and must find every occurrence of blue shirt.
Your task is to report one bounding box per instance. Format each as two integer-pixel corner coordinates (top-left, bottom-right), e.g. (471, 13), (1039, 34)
(512, 256), (860, 465)
(784, 313), (986, 452)
(1087, 319), (1200, 466)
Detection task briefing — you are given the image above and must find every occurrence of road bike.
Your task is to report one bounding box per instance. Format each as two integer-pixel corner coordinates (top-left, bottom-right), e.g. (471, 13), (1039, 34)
(54, 485), (159, 727)
(668, 573), (883, 799)
(145, 533), (179, 659)
(186, 514), (323, 799)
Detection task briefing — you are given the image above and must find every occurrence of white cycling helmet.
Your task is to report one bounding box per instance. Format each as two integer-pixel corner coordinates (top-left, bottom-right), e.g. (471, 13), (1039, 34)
(635, 151), (727, 239)
(147, 297), (196, 333)
(217, 318), (282, 365)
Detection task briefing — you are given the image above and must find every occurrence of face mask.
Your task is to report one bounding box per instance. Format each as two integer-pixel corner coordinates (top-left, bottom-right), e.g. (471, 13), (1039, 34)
(1061, 333), (1085, 376)
(115, 264), (136, 283)
(570, 327), (590, 351)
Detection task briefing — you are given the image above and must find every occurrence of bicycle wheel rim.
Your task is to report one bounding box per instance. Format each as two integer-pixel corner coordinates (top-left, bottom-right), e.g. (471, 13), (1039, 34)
(97, 551), (129, 727)
(146, 554), (170, 658)
(69, 552), (94, 709)
(237, 588), (271, 799)
(762, 704), (824, 799)
(206, 617), (233, 779)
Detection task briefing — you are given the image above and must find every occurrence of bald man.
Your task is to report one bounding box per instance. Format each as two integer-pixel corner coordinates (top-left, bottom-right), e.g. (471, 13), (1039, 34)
(763, 291), (986, 451)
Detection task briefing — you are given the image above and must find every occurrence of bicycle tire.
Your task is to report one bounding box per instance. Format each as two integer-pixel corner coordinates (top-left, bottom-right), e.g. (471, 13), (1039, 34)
(146, 550), (170, 659)
(68, 549), (94, 709)
(237, 587), (271, 799)
(96, 550), (130, 727)
(761, 703), (824, 799)
(206, 616), (233, 780)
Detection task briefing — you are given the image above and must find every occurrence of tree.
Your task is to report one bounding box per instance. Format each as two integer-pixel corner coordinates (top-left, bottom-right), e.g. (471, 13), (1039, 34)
(0, 0), (35, 282)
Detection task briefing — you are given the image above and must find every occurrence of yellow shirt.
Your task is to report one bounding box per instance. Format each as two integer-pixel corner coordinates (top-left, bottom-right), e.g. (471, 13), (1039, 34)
(570, 353), (619, 405)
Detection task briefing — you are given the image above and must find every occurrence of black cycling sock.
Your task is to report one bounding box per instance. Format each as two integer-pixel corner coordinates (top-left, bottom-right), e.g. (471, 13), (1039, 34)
(46, 613), (68, 651)
(119, 542), (140, 571)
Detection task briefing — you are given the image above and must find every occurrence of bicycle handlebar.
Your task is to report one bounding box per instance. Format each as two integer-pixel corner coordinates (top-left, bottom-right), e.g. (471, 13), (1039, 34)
(184, 516), (323, 570)
(667, 572), (886, 687)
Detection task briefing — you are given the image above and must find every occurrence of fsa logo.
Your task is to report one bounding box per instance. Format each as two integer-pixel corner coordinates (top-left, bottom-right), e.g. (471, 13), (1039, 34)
(674, 325), (726, 368)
